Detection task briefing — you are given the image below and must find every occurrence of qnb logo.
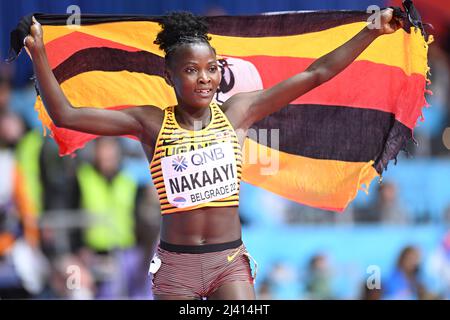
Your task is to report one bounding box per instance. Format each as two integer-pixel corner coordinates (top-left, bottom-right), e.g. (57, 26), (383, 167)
(172, 155), (188, 172)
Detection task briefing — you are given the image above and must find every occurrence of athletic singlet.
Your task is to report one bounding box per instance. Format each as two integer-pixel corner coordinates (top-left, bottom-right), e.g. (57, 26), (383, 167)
(149, 102), (243, 215)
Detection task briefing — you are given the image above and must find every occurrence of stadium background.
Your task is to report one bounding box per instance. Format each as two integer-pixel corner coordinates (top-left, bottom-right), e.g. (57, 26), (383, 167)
(0, 0), (449, 299)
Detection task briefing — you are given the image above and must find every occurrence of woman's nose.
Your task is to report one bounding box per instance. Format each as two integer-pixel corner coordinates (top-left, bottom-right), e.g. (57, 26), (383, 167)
(198, 71), (211, 83)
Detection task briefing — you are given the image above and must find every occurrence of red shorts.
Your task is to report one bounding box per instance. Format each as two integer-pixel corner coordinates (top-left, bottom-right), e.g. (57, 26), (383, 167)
(149, 239), (257, 299)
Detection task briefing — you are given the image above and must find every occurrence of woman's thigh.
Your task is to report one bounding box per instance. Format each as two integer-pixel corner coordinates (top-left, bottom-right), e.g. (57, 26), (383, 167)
(208, 281), (256, 300)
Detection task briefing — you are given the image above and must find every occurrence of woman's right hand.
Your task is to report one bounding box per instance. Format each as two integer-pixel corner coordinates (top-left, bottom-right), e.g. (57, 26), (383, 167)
(24, 16), (44, 56)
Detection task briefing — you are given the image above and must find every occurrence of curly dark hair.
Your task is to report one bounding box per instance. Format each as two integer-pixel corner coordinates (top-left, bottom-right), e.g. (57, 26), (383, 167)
(154, 12), (214, 62)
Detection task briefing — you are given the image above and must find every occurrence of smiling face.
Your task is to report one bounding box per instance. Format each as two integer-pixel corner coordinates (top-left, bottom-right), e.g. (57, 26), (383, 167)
(165, 43), (221, 109)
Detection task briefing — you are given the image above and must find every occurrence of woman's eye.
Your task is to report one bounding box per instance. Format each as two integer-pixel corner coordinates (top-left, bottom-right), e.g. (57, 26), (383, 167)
(209, 66), (218, 72)
(185, 68), (196, 73)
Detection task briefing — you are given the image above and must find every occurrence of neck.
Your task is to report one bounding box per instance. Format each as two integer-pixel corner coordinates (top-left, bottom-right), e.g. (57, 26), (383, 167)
(175, 103), (211, 130)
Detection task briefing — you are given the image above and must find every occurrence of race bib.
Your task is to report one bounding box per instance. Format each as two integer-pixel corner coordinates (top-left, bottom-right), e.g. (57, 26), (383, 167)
(160, 142), (238, 208)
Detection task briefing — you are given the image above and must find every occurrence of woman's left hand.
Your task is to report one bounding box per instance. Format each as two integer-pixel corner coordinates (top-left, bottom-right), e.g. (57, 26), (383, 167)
(378, 8), (404, 35)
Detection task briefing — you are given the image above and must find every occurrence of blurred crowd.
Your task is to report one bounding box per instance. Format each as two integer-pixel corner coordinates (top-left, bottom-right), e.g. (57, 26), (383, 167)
(256, 236), (450, 300)
(0, 65), (161, 298)
(244, 16), (450, 299)
(246, 43), (450, 298)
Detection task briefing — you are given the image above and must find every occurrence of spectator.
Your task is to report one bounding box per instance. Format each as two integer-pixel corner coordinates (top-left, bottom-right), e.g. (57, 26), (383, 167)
(36, 136), (82, 258)
(359, 281), (382, 300)
(0, 100), (43, 298)
(408, 44), (450, 157)
(304, 254), (334, 300)
(355, 182), (410, 224)
(256, 277), (274, 300)
(115, 185), (161, 299)
(0, 64), (12, 115)
(383, 245), (432, 299)
(76, 137), (138, 298)
(424, 231), (450, 299)
(266, 261), (298, 299)
(359, 279), (383, 300)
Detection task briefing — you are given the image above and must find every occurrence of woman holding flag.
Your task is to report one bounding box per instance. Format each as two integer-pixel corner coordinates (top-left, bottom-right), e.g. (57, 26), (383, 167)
(23, 9), (403, 300)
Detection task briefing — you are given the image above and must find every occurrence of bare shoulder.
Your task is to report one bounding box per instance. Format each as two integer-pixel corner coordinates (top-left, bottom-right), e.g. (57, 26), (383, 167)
(123, 105), (163, 127)
(220, 92), (258, 130)
(220, 93), (244, 113)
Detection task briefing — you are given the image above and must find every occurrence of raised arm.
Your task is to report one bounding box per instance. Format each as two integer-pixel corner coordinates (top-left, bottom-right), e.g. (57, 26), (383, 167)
(224, 8), (403, 129)
(24, 17), (162, 139)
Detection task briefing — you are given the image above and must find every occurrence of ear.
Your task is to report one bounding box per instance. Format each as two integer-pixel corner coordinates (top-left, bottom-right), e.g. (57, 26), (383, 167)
(217, 65), (223, 84)
(164, 69), (174, 87)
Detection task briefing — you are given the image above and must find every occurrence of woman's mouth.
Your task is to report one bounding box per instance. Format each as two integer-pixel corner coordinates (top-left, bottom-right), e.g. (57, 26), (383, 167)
(194, 88), (212, 98)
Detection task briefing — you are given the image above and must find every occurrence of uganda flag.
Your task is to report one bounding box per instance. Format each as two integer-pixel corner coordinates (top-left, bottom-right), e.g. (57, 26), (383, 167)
(9, 7), (431, 212)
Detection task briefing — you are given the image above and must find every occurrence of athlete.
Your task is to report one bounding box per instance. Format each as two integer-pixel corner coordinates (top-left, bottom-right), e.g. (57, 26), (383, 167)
(24, 9), (402, 300)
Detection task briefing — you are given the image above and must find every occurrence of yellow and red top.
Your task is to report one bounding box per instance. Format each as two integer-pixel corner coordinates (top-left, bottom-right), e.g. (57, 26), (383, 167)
(150, 102), (242, 215)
